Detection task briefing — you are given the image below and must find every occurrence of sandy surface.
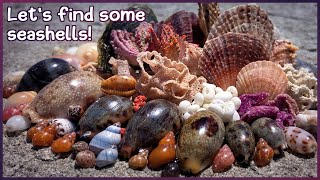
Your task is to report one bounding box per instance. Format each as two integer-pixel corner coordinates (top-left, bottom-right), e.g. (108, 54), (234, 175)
(2, 2), (318, 177)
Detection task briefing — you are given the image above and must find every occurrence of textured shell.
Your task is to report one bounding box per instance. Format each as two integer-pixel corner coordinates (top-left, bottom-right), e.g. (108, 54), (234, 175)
(198, 2), (220, 38)
(75, 150), (96, 168)
(51, 132), (76, 153)
(225, 120), (255, 166)
(177, 110), (225, 174)
(78, 95), (133, 138)
(96, 146), (118, 168)
(101, 75), (136, 97)
(128, 149), (149, 170)
(6, 115), (31, 133)
(5, 91), (37, 109)
(3, 71), (25, 98)
(236, 61), (288, 100)
(284, 126), (317, 154)
(251, 117), (287, 152)
(89, 123), (121, 155)
(207, 4), (274, 54)
(16, 58), (76, 93)
(295, 110), (317, 137)
(119, 99), (182, 159)
(270, 40), (298, 66)
(200, 33), (269, 90)
(22, 71), (104, 123)
(51, 118), (76, 137)
(212, 144), (235, 173)
(180, 42), (203, 76)
(72, 141), (90, 155)
(253, 138), (274, 167)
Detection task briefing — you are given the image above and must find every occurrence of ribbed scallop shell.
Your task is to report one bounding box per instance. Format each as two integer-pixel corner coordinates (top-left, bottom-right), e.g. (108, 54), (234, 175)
(199, 32), (269, 90)
(236, 61), (288, 100)
(207, 4), (274, 54)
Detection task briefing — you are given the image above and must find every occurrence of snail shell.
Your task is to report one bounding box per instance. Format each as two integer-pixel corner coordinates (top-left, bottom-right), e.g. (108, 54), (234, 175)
(128, 149), (149, 170)
(4, 91), (37, 109)
(5, 115), (31, 133)
(51, 132), (76, 153)
(212, 144), (235, 173)
(51, 118), (76, 137)
(161, 159), (181, 177)
(32, 124), (57, 148)
(96, 145), (118, 168)
(284, 126), (317, 154)
(26, 120), (50, 142)
(75, 150), (96, 168)
(72, 141), (90, 155)
(253, 138), (274, 167)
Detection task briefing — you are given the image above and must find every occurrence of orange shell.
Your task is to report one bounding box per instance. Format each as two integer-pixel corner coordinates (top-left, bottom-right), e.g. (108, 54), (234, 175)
(128, 150), (149, 170)
(51, 132), (76, 153)
(26, 120), (50, 142)
(236, 61), (288, 100)
(253, 138), (274, 167)
(5, 91), (37, 109)
(270, 40), (298, 66)
(159, 131), (176, 145)
(101, 75), (136, 97)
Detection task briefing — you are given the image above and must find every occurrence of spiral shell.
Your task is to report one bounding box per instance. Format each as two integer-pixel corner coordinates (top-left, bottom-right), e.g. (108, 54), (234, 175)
(51, 118), (76, 137)
(32, 124), (57, 148)
(212, 144), (235, 173)
(5, 115), (31, 133)
(253, 138), (274, 167)
(51, 132), (76, 153)
(128, 149), (149, 170)
(236, 61), (288, 100)
(284, 126), (317, 154)
(96, 145), (118, 168)
(72, 141), (90, 155)
(75, 150), (96, 168)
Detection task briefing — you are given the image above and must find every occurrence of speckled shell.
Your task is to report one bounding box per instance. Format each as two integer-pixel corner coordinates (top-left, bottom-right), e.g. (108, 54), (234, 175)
(253, 138), (274, 167)
(208, 4), (274, 54)
(3, 71), (25, 98)
(72, 141), (90, 155)
(78, 95), (133, 139)
(75, 150), (96, 168)
(51, 132), (76, 153)
(236, 61), (288, 100)
(119, 99), (182, 159)
(251, 117), (287, 152)
(177, 110), (225, 174)
(198, 2), (220, 38)
(225, 120), (255, 166)
(295, 110), (317, 137)
(22, 71), (104, 124)
(5, 91), (37, 109)
(199, 33), (269, 90)
(51, 118), (76, 137)
(284, 126), (317, 154)
(5, 115), (31, 133)
(212, 144), (235, 173)
(16, 58), (76, 93)
(96, 145), (118, 168)
(89, 123), (121, 155)
(128, 149), (149, 170)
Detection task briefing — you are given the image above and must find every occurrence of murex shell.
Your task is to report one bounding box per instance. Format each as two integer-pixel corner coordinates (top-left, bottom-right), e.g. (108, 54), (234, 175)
(23, 71), (104, 123)
(177, 110), (225, 174)
(199, 33), (269, 90)
(236, 61), (288, 100)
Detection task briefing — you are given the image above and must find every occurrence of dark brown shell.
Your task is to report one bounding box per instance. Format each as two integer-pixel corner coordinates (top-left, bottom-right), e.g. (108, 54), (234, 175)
(198, 2), (220, 38)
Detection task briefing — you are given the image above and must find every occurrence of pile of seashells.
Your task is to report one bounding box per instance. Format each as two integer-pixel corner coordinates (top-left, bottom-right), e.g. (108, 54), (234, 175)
(3, 3), (318, 177)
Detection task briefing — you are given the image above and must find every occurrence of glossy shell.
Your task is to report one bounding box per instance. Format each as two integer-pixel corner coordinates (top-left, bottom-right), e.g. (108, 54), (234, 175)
(51, 118), (76, 137)
(251, 117), (287, 152)
(22, 71), (104, 124)
(5, 115), (31, 133)
(16, 58), (76, 92)
(101, 75), (137, 97)
(253, 138), (274, 167)
(284, 126), (317, 154)
(225, 120), (255, 166)
(212, 144), (235, 173)
(4, 91), (37, 109)
(26, 120), (50, 142)
(161, 159), (181, 177)
(96, 145), (118, 168)
(128, 149), (149, 170)
(119, 99), (182, 159)
(3, 103), (28, 122)
(3, 71), (25, 98)
(75, 150), (96, 168)
(295, 110), (317, 137)
(79, 95), (133, 139)
(51, 132), (76, 153)
(32, 124), (56, 148)
(177, 110), (225, 174)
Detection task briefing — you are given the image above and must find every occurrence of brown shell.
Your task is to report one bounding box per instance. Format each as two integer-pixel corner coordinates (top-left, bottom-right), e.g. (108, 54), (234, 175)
(198, 2), (220, 38)
(270, 40), (299, 66)
(199, 32), (269, 90)
(101, 75), (137, 97)
(236, 61), (288, 100)
(207, 4), (274, 55)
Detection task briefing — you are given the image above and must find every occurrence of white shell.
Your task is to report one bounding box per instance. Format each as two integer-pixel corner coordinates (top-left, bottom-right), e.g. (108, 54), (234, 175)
(194, 93), (205, 106)
(284, 126), (317, 154)
(231, 97), (241, 110)
(232, 111), (240, 121)
(51, 118), (76, 137)
(214, 91), (233, 102)
(202, 85), (215, 103)
(208, 104), (223, 117)
(182, 112), (191, 121)
(188, 104), (200, 114)
(215, 87), (224, 94)
(96, 145), (118, 168)
(66, 46), (78, 55)
(197, 108), (207, 112)
(226, 86), (238, 97)
(221, 101), (236, 120)
(211, 99), (224, 106)
(6, 115), (31, 132)
(179, 100), (191, 114)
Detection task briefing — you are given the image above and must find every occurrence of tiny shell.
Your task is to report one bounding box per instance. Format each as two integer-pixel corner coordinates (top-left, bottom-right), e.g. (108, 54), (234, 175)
(96, 145), (118, 168)
(72, 141), (90, 155)
(161, 159), (181, 177)
(253, 138), (274, 167)
(75, 42), (99, 66)
(212, 144), (235, 173)
(6, 115), (31, 133)
(5, 91), (37, 109)
(75, 150), (96, 168)
(26, 120), (50, 142)
(51, 118), (76, 137)
(32, 124), (56, 148)
(284, 126), (317, 154)
(101, 75), (137, 97)
(51, 132), (76, 153)
(128, 149), (149, 170)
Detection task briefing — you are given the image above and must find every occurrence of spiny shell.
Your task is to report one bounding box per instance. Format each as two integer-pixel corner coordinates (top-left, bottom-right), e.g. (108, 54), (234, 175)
(51, 118), (76, 137)
(199, 33), (269, 90)
(5, 91), (37, 109)
(295, 110), (317, 137)
(177, 110), (225, 174)
(128, 149), (149, 170)
(225, 120), (255, 166)
(208, 4), (274, 54)
(75, 150), (96, 168)
(284, 126), (317, 154)
(96, 145), (118, 168)
(23, 71), (104, 124)
(212, 144), (235, 173)
(236, 61), (288, 100)
(253, 138), (274, 167)
(3, 71), (25, 98)
(5, 115), (31, 133)
(51, 132), (76, 153)
(198, 2), (220, 38)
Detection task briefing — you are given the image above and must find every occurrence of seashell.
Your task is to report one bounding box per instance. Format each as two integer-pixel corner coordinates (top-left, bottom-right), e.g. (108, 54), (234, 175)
(253, 138), (274, 167)
(295, 110), (317, 137)
(128, 149), (149, 170)
(208, 101), (236, 123)
(179, 41), (203, 76)
(75, 42), (98, 66)
(67, 105), (84, 122)
(198, 2), (220, 38)
(284, 126), (317, 154)
(78, 95), (133, 139)
(207, 4), (274, 54)
(89, 123), (121, 155)
(225, 120), (255, 166)
(6, 115), (31, 133)
(251, 117), (286, 153)
(236, 61), (288, 100)
(199, 33), (269, 90)
(177, 110), (225, 174)
(3, 71), (25, 98)
(96, 145), (118, 168)
(3, 103), (28, 122)
(22, 71), (104, 124)
(231, 97), (241, 110)
(51, 132), (76, 153)
(26, 120), (50, 142)
(66, 46), (78, 55)
(212, 144), (235, 173)
(4, 91), (37, 109)
(119, 99), (181, 159)
(32, 124), (57, 148)
(75, 150), (96, 168)
(72, 141), (90, 155)
(213, 91), (233, 102)
(16, 58), (76, 93)
(148, 131), (176, 169)
(202, 83), (216, 103)
(226, 86), (238, 97)
(51, 118), (76, 137)
(51, 54), (82, 70)
(193, 93), (205, 106)
(161, 159), (181, 177)
(270, 40), (298, 66)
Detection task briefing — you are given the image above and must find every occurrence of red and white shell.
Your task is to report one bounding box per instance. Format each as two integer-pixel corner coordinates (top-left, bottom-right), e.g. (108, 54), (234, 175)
(284, 126), (317, 154)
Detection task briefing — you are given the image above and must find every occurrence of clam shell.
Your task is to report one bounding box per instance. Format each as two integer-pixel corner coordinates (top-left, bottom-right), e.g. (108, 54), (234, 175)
(208, 3), (274, 54)
(199, 33), (269, 90)
(236, 61), (288, 100)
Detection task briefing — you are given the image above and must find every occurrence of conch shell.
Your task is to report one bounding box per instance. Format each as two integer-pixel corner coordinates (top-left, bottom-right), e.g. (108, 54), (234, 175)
(236, 61), (288, 100)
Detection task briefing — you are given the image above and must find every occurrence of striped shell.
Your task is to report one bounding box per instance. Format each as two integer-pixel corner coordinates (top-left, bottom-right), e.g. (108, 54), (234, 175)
(199, 33), (269, 90)
(236, 61), (288, 100)
(284, 126), (317, 154)
(207, 3), (274, 54)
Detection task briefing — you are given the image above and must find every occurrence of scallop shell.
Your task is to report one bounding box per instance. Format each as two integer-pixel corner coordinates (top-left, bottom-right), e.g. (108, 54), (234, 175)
(199, 33), (269, 90)
(207, 4), (274, 54)
(236, 61), (288, 100)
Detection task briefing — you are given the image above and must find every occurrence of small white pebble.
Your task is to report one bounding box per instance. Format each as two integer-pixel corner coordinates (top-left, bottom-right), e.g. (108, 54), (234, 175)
(6, 115), (31, 132)
(211, 99), (224, 105)
(197, 108), (207, 112)
(66, 46), (78, 55)
(214, 91), (233, 102)
(226, 86), (238, 97)
(182, 112), (191, 121)
(232, 111), (240, 121)
(208, 103), (223, 117)
(202, 104), (210, 110)
(222, 101), (236, 118)
(231, 97), (241, 110)
(188, 104), (200, 114)
(215, 87), (224, 94)
(179, 100), (191, 114)
(202, 86), (215, 103)
(194, 92), (205, 106)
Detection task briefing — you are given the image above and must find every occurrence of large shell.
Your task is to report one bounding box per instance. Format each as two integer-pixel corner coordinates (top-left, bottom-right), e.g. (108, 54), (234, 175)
(4, 91), (36, 109)
(200, 33), (269, 89)
(236, 61), (288, 100)
(207, 4), (274, 54)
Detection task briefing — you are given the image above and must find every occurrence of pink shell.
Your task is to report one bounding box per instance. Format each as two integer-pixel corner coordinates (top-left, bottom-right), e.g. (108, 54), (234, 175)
(212, 144), (235, 173)
(284, 126), (317, 154)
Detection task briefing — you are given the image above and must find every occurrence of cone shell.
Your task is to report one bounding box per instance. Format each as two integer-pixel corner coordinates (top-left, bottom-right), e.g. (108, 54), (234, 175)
(200, 33), (269, 90)
(236, 61), (288, 100)
(208, 4), (274, 54)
